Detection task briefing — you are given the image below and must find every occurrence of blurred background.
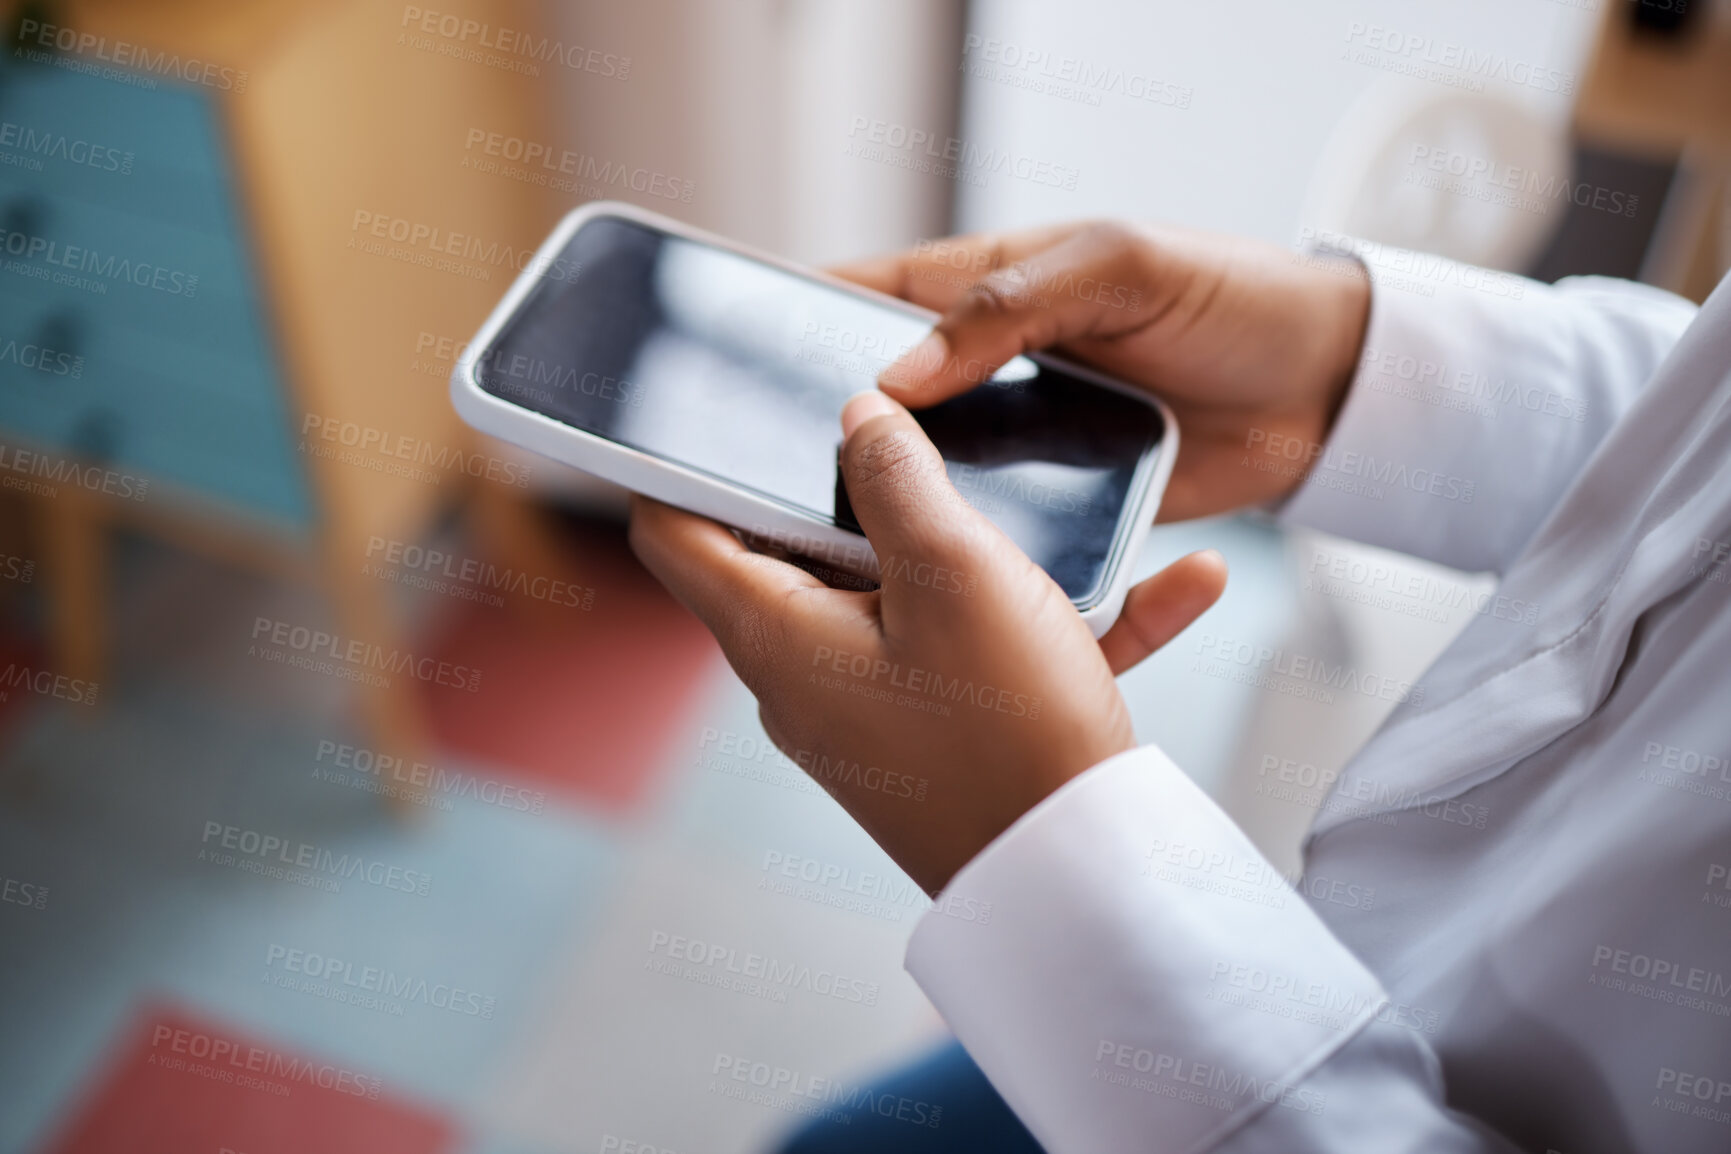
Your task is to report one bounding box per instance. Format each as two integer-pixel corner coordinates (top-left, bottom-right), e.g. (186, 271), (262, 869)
(0, 0), (1727, 1151)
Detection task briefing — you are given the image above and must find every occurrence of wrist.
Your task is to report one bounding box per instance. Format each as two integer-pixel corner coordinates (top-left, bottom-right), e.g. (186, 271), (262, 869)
(1271, 258), (1371, 504)
(1310, 257), (1374, 439)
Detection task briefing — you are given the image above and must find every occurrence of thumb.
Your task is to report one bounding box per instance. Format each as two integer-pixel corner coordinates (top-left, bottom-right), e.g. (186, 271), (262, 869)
(838, 391), (1005, 615)
(878, 223), (1153, 406)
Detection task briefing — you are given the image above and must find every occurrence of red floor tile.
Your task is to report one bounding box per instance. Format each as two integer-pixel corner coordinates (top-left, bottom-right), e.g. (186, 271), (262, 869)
(41, 1003), (454, 1154)
(415, 516), (720, 815)
(0, 631), (58, 741)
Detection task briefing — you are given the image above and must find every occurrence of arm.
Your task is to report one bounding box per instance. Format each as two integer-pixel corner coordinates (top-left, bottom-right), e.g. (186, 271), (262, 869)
(1277, 246), (1696, 574)
(907, 747), (1527, 1154)
(629, 395), (1528, 1150)
(626, 227), (1695, 1153)
(838, 223), (1694, 575)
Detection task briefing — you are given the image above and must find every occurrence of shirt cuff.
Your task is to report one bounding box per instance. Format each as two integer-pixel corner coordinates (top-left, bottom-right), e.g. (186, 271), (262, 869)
(905, 746), (1387, 1154)
(1275, 243), (1517, 563)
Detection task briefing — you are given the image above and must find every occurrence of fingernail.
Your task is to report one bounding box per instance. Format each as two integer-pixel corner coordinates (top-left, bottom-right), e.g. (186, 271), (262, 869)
(841, 390), (900, 438)
(880, 330), (947, 391)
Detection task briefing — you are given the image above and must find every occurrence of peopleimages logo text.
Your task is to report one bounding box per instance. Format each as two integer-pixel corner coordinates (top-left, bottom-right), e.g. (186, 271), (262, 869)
(14, 19), (249, 90)
(399, 7), (630, 78)
(265, 944), (497, 1019)
(250, 617), (481, 692)
(1192, 631), (1421, 705)
(811, 645), (1042, 718)
(1342, 23), (1575, 96)
(0, 121), (133, 174)
(200, 821), (432, 896)
(846, 116), (1080, 191)
(350, 211), (581, 283)
(313, 740), (547, 814)
(150, 1023), (382, 1099)
(647, 931), (880, 1006)
(300, 413), (531, 487)
(463, 129), (691, 201)
(0, 226), (198, 296)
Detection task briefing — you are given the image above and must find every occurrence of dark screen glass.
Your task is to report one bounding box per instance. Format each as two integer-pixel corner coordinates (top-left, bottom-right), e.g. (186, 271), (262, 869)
(477, 215), (1163, 603)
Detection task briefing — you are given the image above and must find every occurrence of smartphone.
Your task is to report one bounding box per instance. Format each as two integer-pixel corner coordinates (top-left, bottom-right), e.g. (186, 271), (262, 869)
(449, 202), (1176, 636)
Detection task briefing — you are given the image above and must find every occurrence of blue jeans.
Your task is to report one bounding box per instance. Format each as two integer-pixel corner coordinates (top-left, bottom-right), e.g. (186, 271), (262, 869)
(776, 1040), (1045, 1153)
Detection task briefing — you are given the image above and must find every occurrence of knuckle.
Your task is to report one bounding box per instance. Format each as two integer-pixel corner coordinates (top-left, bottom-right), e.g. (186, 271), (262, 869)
(723, 597), (787, 684)
(1079, 219), (1153, 275)
(1079, 218), (1133, 248)
(956, 277), (1019, 323)
(1086, 219), (1160, 268)
(982, 263), (1040, 308)
(910, 517), (991, 572)
(976, 235), (1009, 275)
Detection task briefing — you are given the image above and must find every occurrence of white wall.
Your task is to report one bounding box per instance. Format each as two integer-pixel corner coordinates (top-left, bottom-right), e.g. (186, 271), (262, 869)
(540, 0), (1610, 863)
(955, 0), (1602, 865)
(955, 0), (1601, 242)
(553, 0), (965, 265)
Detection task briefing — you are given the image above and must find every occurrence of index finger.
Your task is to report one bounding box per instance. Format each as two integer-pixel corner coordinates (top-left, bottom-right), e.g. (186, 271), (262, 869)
(627, 496), (826, 656)
(824, 223), (1079, 312)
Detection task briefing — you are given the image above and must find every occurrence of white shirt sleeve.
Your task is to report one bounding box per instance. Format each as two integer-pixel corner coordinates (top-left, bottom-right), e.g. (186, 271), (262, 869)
(904, 748), (1524, 1154)
(1277, 249), (1695, 574)
(903, 261), (1704, 1152)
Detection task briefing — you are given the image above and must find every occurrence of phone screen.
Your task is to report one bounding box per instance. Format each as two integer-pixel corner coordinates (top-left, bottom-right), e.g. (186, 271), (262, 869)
(476, 214), (1164, 604)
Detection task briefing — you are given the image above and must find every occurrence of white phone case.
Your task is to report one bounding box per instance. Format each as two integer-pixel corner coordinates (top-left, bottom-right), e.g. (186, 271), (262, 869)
(449, 200), (1178, 637)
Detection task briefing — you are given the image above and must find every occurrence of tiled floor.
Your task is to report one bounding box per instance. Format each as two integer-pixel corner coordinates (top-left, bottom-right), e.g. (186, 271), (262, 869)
(0, 511), (1296, 1154)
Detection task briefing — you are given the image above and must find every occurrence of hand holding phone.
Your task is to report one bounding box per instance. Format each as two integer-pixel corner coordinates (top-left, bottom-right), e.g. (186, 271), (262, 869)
(831, 220), (1372, 525)
(450, 203), (1176, 636)
(451, 207), (1366, 892)
(628, 392), (1228, 894)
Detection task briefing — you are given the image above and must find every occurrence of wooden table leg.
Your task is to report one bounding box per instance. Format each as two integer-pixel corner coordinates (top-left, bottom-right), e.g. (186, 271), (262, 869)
(39, 481), (107, 700)
(323, 518), (437, 821)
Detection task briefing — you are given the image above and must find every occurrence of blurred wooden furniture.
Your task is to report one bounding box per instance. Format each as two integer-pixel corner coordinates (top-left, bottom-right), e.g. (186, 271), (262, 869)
(1574, 2), (1731, 300)
(0, 0), (563, 781)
